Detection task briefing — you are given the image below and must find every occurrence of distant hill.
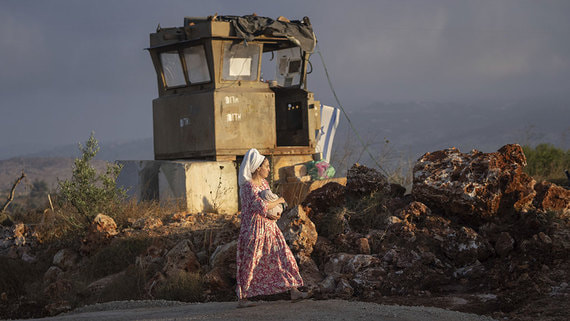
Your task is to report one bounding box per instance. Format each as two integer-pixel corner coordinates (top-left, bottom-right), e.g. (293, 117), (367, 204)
(19, 138), (155, 161)
(0, 157), (109, 194)
(330, 99), (570, 174)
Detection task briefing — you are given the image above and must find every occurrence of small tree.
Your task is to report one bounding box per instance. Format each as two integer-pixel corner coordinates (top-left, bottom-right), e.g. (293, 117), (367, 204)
(58, 133), (126, 221)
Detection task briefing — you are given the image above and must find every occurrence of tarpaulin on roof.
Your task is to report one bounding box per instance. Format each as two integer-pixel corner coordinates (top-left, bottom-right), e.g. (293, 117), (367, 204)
(219, 15), (316, 53)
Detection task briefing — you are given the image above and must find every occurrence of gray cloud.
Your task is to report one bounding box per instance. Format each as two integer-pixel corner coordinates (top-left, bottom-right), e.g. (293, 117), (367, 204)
(1, 0), (569, 153)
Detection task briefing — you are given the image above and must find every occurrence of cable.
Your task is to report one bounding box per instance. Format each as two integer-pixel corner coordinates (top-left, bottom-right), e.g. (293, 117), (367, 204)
(315, 44), (389, 176)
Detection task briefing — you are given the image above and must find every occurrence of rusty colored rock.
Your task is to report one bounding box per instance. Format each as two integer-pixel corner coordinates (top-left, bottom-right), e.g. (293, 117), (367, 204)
(357, 237), (370, 254)
(81, 214), (118, 254)
(90, 213), (119, 236)
(12, 223), (26, 238)
(412, 144), (536, 223)
(277, 205), (318, 257)
(533, 181), (570, 213)
(302, 182), (346, 219)
(397, 201), (431, 221)
(346, 163), (390, 197)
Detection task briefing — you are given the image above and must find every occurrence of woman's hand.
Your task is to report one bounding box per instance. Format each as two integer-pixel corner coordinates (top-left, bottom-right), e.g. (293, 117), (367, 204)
(266, 212), (281, 220)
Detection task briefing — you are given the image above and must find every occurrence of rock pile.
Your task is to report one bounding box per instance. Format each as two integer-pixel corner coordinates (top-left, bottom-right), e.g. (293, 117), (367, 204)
(300, 144), (569, 319)
(1, 144), (568, 320)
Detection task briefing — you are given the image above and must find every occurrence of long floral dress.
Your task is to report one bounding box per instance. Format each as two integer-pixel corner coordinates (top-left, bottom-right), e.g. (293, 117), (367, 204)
(236, 179), (303, 299)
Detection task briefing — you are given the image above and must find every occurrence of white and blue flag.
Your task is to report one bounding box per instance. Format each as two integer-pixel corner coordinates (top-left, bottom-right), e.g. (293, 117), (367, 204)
(316, 104), (340, 163)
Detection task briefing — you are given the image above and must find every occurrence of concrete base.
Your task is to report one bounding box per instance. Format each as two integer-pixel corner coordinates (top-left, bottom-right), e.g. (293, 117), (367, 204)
(117, 160), (238, 214)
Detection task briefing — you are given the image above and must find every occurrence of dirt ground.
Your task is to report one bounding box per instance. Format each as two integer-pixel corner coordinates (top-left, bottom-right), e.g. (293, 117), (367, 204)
(21, 299), (497, 321)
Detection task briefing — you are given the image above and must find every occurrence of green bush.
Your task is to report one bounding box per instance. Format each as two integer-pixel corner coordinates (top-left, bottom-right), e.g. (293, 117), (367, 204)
(522, 143), (570, 183)
(57, 133), (126, 221)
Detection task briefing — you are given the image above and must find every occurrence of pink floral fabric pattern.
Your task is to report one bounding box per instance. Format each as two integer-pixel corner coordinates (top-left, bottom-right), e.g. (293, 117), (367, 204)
(236, 180), (303, 299)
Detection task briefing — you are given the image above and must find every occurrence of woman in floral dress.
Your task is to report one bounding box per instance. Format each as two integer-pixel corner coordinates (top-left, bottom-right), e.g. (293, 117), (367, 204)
(236, 148), (305, 307)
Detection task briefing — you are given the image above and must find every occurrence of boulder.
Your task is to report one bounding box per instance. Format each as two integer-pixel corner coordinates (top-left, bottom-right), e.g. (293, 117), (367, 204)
(277, 205), (318, 258)
(412, 144), (536, 223)
(81, 214), (118, 254)
(163, 239), (200, 277)
(296, 254), (323, 290)
(52, 249), (78, 271)
(441, 226), (493, 266)
(43, 266), (64, 284)
(323, 253), (355, 275)
(86, 271), (126, 296)
(494, 232), (515, 257)
(210, 240), (237, 269)
(346, 163), (390, 197)
(319, 275), (337, 293)
(302, 182), (346, 225)
(533, 181), (570, 213)
(89, 213), (119, 236)
(396, 201), (431, 221)
(203, 267), (232, 292)
(209, 240), (238, 287)
(335, 278), (354, 297)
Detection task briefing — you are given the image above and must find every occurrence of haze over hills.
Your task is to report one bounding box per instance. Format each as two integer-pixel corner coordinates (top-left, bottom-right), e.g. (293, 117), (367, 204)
(0, 99), (568, 192)
(331, 98), (569, 173)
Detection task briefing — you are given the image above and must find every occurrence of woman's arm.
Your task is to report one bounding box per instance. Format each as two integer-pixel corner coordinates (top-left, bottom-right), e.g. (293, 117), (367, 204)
(266, 197), (285, 211)
(243, 182), (269, 217)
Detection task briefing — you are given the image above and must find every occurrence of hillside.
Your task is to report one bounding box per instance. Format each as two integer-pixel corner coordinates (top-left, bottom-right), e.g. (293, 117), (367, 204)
(331, 99), (570, 174)
(0, 157), (109, 194)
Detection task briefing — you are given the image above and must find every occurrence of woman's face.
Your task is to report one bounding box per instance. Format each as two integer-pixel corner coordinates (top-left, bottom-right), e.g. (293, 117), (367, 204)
(256, 159), (270, 179)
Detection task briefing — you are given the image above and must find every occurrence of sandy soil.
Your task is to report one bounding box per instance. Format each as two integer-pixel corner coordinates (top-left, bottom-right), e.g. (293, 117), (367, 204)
(23, 299), (497, 321)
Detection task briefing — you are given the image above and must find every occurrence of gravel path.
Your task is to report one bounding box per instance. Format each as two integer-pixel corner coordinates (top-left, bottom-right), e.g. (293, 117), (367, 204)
(22, 299), (497, 321)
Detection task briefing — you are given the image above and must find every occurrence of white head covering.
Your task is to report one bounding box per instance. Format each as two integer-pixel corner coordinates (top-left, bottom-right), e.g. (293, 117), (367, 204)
(239, 148), (266, 186)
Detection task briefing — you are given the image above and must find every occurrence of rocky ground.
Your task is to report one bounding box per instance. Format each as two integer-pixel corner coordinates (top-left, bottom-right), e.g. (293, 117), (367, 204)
(1, 144), (568, 320)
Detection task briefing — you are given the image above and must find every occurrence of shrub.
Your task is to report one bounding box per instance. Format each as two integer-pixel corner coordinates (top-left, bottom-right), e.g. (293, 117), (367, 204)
(57, 133), (126, 222)
(522, 143), (570, 184)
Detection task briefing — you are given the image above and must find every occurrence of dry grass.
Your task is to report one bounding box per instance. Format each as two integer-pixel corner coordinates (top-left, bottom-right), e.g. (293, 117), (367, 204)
(84, 236), (153, 281)
(154, 271), (203, 302)
(98, 265), (147, 302)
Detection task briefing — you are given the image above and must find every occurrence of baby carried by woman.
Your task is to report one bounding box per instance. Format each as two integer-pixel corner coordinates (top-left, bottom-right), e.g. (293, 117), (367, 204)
(259, 189), (287, 220)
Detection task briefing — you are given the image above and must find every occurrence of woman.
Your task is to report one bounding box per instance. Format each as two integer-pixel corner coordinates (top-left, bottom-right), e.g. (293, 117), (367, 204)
(236, 148), (306, 307)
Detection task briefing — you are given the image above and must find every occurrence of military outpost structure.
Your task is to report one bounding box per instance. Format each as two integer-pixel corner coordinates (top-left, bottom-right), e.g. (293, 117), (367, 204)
(118, 15), (340, 213)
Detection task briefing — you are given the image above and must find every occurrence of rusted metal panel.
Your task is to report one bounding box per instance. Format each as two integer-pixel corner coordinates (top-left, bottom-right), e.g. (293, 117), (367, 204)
(153, 92), (215, 159)
(214, 89), (276, 153)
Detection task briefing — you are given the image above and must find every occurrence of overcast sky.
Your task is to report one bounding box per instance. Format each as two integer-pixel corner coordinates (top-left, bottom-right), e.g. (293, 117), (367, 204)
(1, 0), (569, 154)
